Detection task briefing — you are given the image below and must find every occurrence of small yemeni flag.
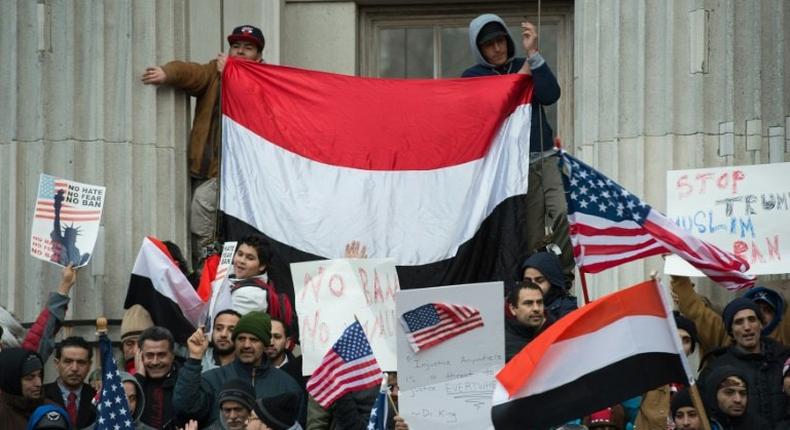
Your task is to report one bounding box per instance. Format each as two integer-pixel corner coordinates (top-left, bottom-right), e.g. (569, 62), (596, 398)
(560, 152), (755, 290)
(306, 320), (382, 408)
(95, 332), (133, 430)
(220, 58), (533, 299)
(400, 303), (484, 352)
(367, 380), (389, 430)
(491, 280), (693, 430)
(124, 236), (206, 343)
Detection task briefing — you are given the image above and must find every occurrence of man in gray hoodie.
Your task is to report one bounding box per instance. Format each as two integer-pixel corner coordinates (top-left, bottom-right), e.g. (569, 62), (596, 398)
(462, 13), (574, 285)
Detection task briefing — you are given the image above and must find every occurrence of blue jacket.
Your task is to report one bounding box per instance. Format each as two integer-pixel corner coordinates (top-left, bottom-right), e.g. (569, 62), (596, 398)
(461, 13), (561, 153)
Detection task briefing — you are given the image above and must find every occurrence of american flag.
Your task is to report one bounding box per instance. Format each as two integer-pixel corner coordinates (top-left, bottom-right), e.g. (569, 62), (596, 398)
(306, 320), (382, 408)
(560, 152), (755, 290)
(96, 332), (134, 429)
(35, 174), (102, 222)
(366, 382), (389, 430)
(400, 303), (484, 353)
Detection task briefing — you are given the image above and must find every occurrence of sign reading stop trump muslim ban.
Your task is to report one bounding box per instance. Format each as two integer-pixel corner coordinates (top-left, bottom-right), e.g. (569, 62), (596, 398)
(664, 162), (790, 276)
(30, 174), (105, 268)
(292, 258), (399, 375)
(397, 282), (503, 430)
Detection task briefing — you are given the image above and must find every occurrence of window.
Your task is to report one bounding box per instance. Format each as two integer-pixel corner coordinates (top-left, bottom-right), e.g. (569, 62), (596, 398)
(360, 3), (574, 146)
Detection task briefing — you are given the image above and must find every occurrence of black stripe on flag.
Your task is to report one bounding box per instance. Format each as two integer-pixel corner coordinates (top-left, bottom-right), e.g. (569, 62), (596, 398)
(124, 274), (197, 344)
(491, 352), (688, 430)
(220, 193), (530, 300)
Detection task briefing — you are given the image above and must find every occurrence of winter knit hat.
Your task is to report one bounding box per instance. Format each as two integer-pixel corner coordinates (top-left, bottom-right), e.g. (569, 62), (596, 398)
(120, 305), (154, 341)
(670, 388), (694, 418)
(722, 297), (763, 335)
(218, 379), (257, 412)
(673, 312), (699, 353)
(254, 392), (299, 430)
(744, 286), (785, 335)
(232, 311), (272, 346)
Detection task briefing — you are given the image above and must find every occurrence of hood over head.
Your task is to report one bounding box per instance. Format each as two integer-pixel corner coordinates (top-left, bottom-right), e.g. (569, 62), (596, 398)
(0, 347), (43, 396)
(744, 286), (785, 335)
(520, 252), (566, 291)
(120, 371), (145, 422)
(468, 14), (516, 68)
(702, 365), (749, 422)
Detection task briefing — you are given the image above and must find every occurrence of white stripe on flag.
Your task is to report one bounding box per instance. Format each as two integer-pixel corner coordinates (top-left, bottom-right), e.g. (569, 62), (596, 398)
(220, 104), (531, 265)
(131, 238), (205, 326)
(493, 315), (679, 404)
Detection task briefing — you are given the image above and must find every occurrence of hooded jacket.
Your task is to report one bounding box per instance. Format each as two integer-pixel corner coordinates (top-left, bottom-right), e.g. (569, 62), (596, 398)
(700, 338), (788, 428)
(520, 252), (578, 320)
(0, 348), (51, 429)
(702, 365), (770, 430)
(81, 372), (154, 430)
(461, 14), (560, 154)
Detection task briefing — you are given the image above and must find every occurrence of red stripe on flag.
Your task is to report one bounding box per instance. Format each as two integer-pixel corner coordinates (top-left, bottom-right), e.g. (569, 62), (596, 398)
(496, 280), (667, 396)
(221, 59), (533, 171)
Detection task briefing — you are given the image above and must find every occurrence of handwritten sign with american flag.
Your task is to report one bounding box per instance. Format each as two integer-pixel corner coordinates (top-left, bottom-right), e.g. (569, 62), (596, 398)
(399, 303), (484, 352)
(30, 173), (105, 268)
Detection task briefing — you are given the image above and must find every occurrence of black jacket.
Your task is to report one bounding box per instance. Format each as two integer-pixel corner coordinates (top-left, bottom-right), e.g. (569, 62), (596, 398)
(43, 382), (97, 429)
(700, 338), (789, 428)
(505, 315), (554, 363)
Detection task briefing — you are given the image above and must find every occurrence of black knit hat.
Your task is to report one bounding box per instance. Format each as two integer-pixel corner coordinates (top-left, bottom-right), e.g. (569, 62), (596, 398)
(673, 312), (698, 353)
(670, 388), (694, 418)
(722, 297), (763, 335)
(218, 379), (256, 412)
(254, 392), (299, 430)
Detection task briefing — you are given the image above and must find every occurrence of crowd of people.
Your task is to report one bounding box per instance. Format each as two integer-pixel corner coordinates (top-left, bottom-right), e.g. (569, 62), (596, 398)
(0, 11), (785, 430)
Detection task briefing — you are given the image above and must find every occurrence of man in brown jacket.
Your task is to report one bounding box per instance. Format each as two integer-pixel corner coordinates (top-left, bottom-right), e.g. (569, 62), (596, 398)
(140, 25), (266, 255)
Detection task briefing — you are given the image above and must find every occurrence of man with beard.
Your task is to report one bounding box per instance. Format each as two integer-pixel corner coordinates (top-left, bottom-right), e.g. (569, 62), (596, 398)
(505, 280), (553, 362)
(703, 365), (769, 429)
(701, 297), (790, 428)
(0, 348), (51, 428)
(173, 311), (304, 427)
(266, 318), (303, 388)
(202, 310), (241, 373)
(44, 336), (96, 429)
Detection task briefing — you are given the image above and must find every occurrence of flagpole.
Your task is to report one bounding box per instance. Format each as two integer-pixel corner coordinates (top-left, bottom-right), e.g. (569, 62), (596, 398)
(689, 383), (712, 430)
(579, 270), (591, 304)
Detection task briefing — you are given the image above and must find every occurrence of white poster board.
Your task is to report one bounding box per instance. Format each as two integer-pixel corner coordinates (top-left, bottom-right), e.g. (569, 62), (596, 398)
(30, 174), (105, 268)
(292, 258), (399, 375)
(665, 162), (790, 276)
(214, 241), (237, 282)
(397, 282), (503, 430)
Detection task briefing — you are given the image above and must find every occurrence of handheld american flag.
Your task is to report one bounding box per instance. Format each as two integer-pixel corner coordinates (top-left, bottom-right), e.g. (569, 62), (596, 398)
(560, 152), (754, 290)
(96, 332), (134, 430)
(366, 378), (389, 430)
(399, 303), (484, 353)
(306, 320), (382, 409)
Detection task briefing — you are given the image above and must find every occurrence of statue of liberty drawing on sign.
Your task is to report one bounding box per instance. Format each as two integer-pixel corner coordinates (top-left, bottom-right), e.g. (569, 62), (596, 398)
(50, 190), (91, 266)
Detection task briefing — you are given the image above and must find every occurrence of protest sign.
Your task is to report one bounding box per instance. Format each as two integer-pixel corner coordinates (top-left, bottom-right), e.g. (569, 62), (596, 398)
(397, 282), (503, 430)
(665, 162), (790, 276)
(30, 174), (105, 268)
(214, 242), (237, 282)
(292, 258), (399, 375)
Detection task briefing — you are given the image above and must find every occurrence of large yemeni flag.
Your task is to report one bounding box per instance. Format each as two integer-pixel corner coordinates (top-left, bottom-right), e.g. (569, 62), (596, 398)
(491, 279), (693, 430)
(124, 236), (206, 343)
(219, 58), (533, 300)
